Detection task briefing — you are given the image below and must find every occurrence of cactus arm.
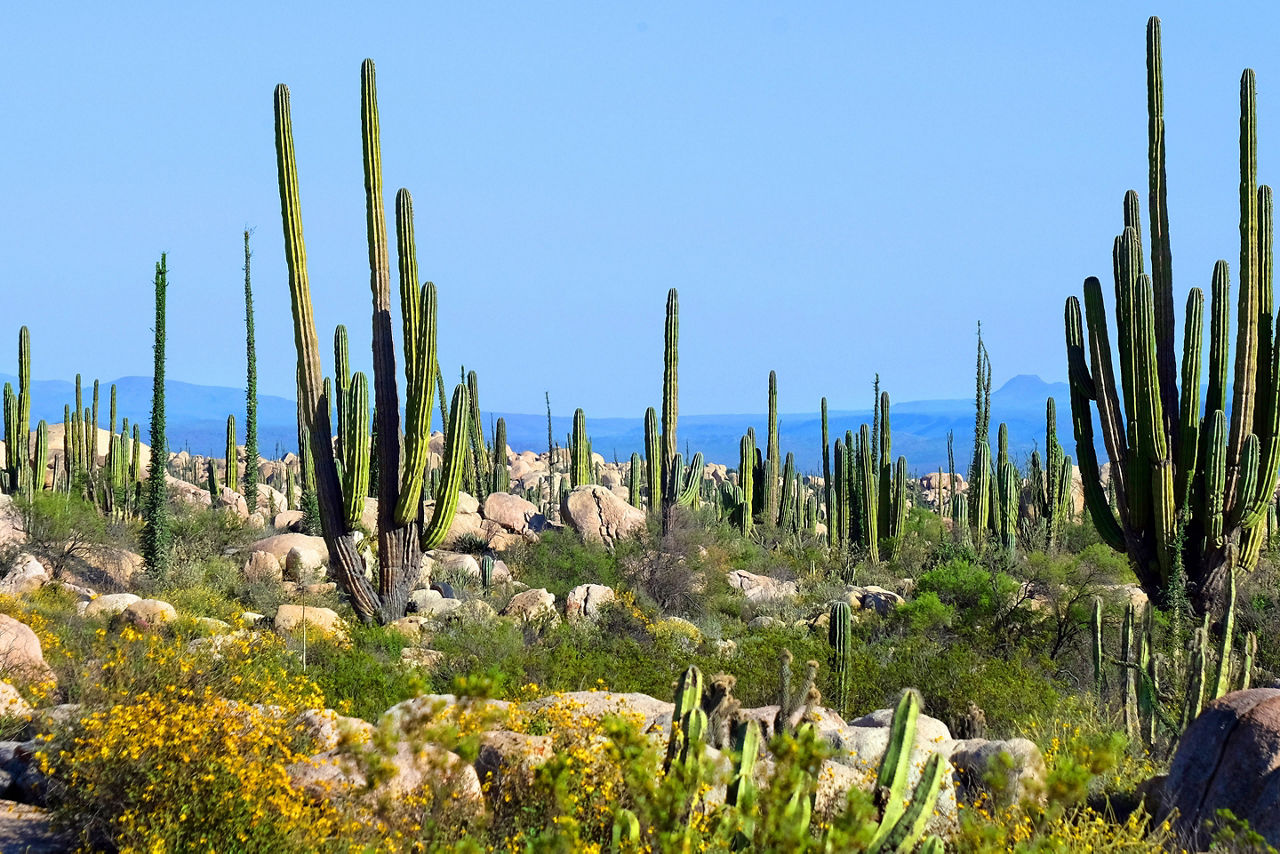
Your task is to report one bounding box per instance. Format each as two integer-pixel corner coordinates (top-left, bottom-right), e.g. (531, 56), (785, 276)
(1136, 276), (1175, 581)
(739, 434), (754, 535)
(393, 195), (435, 524)
(821, 398), (834, 546)
(644, 407), (661, 519)
(1205, 410), (1228, 547)
(274, 81), (378, 620)
(1228, 70), (1261, 512)
(1213, 568), (1237, 700)
(1147, 18), (1180, 450)
(341, 373), (372, 528)
(1082, 278), (1132, 515)
(422, 384), (471, 549)
(765, 371), (780, 521)
(661, 289), (679, 523)
(869, 690), (921, 853)
(1175, 288), (1205, 506)
(878, 752), (945, 854)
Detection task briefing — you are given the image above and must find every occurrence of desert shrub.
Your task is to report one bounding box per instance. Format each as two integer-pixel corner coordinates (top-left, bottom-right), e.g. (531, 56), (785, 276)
(294, 624), (422, 721)
(42, 686), (342, 852)
(11, 491), (120, 576)
(167, 503), (258, 569)
(507, 528), (624, 597)
(450, 531), (489, 556)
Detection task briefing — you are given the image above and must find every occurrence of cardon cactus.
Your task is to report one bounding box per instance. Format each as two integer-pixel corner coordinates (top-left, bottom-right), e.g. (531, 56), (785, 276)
(628, 452), (643, 509)
(1064, 17), (1280, 615)
(738, 433), (754, 535)
(570, 408), (591, 487)
(225, 414), (238, 493)
(273, 60), (471, 624)
(492, 417), (509, 495)
(828, 601), (852, 716)
(660, 288), (680, 530)
(644, 407), (661, 518)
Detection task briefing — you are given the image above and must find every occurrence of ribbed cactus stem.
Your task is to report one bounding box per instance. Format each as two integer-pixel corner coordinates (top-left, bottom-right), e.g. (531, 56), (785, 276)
(661, 288), (679, 528)
(628, 452), (643, 509)
(859, 424), (879, 562)
(765, 371), (780, 522)
(878, 391), (892, 540)
(868, 689), (922, 853)
(225, 414), (238, 493)
(492, 417), (509, 494)
(422, 385), (471, 550)
(738, 434), (754, 535)
(644, 407), (661, 518)
(1212, 568), (1237, 700)
(828, 601), (851, 716)
(570, 408), (591, 487)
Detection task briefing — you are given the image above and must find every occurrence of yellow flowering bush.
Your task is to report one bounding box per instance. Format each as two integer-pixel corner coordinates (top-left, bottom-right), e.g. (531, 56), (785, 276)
(41, 685), (346, 852)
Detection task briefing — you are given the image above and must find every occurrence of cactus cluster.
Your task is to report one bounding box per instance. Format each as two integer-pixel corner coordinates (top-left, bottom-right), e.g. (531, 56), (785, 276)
(274, 59), (473, 624)
(651, 660), (944, 851)
(827, 391), (909, 561)
(1065, 16), (1280, 616)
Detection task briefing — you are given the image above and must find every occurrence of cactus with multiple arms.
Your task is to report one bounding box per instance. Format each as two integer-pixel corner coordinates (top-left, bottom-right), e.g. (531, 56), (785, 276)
(273, 60), (470, 624)
(1065, 18), (1280, 615)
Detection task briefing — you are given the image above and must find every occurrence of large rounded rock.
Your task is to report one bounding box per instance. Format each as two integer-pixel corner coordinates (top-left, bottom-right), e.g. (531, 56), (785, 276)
(273, 605), (346, 641)
(948, 738), (1047, 804)
(248, 533), (328, 566)
(284, 547), (327, 584)
(243, 550), (284, 584)
(561, 485), (645, 547)
(502, 588), (557, 623)
(79, 592), (141, 619)
(0, 616), (53, 686)
(565, 584), (616, 623)
(0, 555), (48, 595)
(727, 570), (798, 603)
(1160, 688), (1280, 847)
(123, 599), (178, 629)
(482, 493), (546, 535)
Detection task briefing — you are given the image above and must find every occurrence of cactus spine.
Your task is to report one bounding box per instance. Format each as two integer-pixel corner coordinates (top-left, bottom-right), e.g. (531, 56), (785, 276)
(274, 61), (469, 624)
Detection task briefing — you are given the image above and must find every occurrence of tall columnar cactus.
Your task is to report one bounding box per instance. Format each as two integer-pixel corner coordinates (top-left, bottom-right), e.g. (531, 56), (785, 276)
(828, 601), (852, 716)
(4, 328), (31, 492)
(660, 288), (680, 530)
(492, 417), (509, 495)
(466, 370), (490, 495)
(644, 407), (661, 519)
(738, 433), (755, 535)
(821, 398), (834, 546)
(877, 391), (893, 540)
(32, 421), (46, 493)
(224, 414), (238, 493)
(570, 408), (591, 487)
(726, 719), (761, 843)
(996, 423), (1018, 555)
(274, 60), (471, 624)
(858, 424), (879, 563)
(628, 452), (643, 509)
(1065, 18), (1280, 615)
(89, 379), (99, 475)
(764, 371), (780, 523)
(141, 256), (171, 576)
(778, 452), (796, 530)
(969, 328), (993, 537)
(1042, 399), (1073, 550)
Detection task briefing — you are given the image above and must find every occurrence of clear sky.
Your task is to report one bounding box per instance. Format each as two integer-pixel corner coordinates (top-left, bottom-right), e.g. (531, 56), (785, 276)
(3, 2), (1278, 417)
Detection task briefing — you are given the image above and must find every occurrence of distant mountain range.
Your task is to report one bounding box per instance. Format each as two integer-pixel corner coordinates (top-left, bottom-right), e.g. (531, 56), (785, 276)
(0, 372), (1076, 475)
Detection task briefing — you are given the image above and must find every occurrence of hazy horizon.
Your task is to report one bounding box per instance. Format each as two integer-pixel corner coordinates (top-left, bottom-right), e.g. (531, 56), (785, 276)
(5, 3), (1277, 420)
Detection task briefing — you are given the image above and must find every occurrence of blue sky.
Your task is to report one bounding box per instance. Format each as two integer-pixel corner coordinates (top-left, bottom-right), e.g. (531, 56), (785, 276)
(3, 2), (1277, 417)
